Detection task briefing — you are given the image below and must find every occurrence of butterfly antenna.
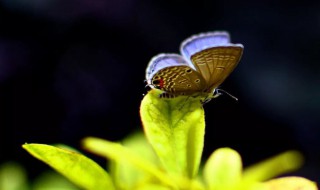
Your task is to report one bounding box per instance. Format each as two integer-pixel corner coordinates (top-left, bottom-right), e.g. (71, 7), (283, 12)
(216, 89), (238, 101)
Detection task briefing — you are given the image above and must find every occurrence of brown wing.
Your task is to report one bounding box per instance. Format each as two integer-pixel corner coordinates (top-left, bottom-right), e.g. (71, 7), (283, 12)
(190, 46), (243, 92)
(151, 65), (206, 95)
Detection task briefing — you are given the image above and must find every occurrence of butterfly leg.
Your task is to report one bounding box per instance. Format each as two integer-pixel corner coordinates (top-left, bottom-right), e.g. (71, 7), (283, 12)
(158, 92), (192, 110)
(200, 90), (222, 104)
(201, 97), (213, 105)
(159, 92), (178, 98)
(212, 90), (222, 98)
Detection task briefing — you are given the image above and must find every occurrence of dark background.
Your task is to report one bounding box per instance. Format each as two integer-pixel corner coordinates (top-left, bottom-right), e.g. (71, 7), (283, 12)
(0, 0), (319, 183)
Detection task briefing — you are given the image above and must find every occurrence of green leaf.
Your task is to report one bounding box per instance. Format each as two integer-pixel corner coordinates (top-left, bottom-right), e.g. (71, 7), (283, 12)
(0, 162), (28, 190)
(242, 150), (303, 182)
(32, 171), (80, 190)
(203, 148), (242, 190)
(82, 137), (177, 188)
(140, 89), (205, 178)
(22, 144), (114, 190)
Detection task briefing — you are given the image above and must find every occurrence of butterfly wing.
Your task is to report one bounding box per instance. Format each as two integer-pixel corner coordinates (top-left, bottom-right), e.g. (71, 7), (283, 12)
(190, 46), (243, 92)
(180, 31), (243, 92)
(146, 53), (188, 81)
(146, 54), (206, 94)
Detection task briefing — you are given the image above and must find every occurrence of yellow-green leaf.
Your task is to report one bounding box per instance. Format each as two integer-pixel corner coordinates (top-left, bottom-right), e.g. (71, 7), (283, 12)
(243, 150), (303, 182)
(264, 177), (317, 190)
(109, 133), (160, 189)
(203, 148), (242, 190)
(136, 183), (172, 190)
(82, 137), (177, 188)
(140, 89), (205, 178)
(22, 144), (114, 190)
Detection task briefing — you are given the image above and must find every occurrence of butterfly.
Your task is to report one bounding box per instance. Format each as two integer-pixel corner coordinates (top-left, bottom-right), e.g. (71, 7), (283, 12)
(145, 31), (243, 101)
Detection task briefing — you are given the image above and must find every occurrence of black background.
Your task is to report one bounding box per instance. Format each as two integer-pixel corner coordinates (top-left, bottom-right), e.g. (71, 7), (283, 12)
(0, 0), (319, 183)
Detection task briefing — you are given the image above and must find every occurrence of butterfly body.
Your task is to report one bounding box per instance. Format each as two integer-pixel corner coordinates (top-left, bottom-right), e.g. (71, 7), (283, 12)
(146, 31), (243, 101)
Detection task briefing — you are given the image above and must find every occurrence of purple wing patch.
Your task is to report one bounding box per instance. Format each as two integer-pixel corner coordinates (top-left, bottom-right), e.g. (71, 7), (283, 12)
(180, 31), (243, 61)
(146, 53), (189, 82)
